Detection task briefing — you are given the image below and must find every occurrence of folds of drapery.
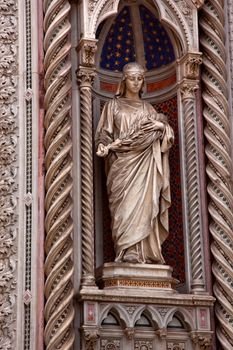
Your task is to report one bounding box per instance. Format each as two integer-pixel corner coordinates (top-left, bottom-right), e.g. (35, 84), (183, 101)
(95, 98), (174, 263)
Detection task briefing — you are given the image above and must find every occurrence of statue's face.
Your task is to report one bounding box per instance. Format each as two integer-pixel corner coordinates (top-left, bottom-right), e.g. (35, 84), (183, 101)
(124, 72), (144, 95)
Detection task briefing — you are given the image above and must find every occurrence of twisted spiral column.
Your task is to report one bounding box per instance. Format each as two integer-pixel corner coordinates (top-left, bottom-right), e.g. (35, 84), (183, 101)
(181, 83), (205, 293)
(43, 0), (74, 348)
(77, 67), (96, 287)
(200, 1), (233, 348)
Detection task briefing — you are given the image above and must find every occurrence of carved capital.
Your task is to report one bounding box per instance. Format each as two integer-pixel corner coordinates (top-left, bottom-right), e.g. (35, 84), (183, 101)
(83, 328), (100, 350)
(77, 38), (97, 67)
(124, 327), (134, 340)
(88, 0), (98, 13)
(157, 307), (169, 318)
(185, 57), (202, 79)
(180, 80), (199, 100)
(156, 327), (167, 339)
(178, 52), (202, 80)
(77, 66), (96, 89)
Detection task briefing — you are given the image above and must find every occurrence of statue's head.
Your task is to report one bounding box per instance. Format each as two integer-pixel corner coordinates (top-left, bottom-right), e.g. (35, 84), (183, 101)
(116, 62), (145, 98)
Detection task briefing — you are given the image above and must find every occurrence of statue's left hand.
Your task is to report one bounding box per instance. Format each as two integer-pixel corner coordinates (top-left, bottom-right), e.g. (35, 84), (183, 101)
(96, 143), (109, 157)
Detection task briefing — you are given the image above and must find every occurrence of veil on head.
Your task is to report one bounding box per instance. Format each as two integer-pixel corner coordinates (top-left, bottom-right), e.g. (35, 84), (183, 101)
(115, 62), (146, 98)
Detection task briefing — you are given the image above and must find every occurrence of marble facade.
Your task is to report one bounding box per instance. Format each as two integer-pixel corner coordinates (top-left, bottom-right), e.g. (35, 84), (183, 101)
(1, 0), (233, 349)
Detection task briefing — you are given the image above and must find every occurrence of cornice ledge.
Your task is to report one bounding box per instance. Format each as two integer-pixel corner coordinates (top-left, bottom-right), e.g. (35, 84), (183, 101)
(78, 289), (215, 306)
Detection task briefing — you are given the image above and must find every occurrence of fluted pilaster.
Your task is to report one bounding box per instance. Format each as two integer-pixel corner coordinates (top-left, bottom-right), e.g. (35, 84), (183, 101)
(43, 0), (75, 348)
(200, 1), (233, 348)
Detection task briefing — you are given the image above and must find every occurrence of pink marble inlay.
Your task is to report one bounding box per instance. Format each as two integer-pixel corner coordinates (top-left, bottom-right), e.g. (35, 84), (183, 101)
(87, 304), (95, 322)
(199, 308), (208, 329)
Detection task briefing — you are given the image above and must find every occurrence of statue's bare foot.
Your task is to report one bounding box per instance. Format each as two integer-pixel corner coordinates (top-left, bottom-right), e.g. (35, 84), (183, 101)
(123, 253), (142, 263)
(145, 259), (153, 264)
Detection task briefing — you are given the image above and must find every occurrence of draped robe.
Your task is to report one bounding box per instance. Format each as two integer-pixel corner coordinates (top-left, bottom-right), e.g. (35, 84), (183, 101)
(96, 97), (174, 263)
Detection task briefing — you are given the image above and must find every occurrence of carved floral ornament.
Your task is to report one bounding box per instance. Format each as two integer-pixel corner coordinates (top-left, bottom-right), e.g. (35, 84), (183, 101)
(167, 343), (185, 350)
(178, 52), (202, 80)
(77, 67), (97, 88)
(124, 327), (134, 339)
(156, 327), (167, 339)
(77, 38), (98, 67)
(89, 0), (98, 12)
(0, 0), (18, 349)
(180, 81), (199, 100)
(83, 329), (100, 350)
(190, 332), (212, 349)
(101, 339), (120, 350)
(185, 56), (202, 79)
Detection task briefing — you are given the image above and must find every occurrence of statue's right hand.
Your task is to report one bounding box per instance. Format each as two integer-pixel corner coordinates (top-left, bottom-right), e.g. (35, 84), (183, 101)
(96, 143), (109, 157)
(141, 120), (165, 132)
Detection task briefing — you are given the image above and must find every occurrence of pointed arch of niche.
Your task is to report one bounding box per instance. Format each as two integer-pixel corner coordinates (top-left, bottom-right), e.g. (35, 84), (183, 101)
(93, 0), (186, 286)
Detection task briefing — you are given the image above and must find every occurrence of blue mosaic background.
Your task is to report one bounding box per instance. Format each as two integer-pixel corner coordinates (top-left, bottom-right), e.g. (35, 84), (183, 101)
(100, 7), (136, 71)
(140, 5), (175, 69)
(99, 5), (175, 71)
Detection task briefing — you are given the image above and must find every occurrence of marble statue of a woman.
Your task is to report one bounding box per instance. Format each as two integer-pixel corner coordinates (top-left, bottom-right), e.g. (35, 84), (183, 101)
(96, 62), (174, 264)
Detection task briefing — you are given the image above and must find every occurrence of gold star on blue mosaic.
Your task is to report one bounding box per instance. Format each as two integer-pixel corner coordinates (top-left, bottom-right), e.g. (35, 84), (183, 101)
(99, 5), (175, 72)
(100, 6), (136, 71)
(139, 5), (175, 69)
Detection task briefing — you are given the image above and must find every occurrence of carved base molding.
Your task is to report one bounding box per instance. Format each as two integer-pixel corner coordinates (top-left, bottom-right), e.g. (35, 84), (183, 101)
(103, 280), (174, 289)
(97, 263), (178, 291)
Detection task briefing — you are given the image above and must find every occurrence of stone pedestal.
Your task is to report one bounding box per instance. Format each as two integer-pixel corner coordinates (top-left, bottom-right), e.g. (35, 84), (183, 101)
(97, 262), (178, 292)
